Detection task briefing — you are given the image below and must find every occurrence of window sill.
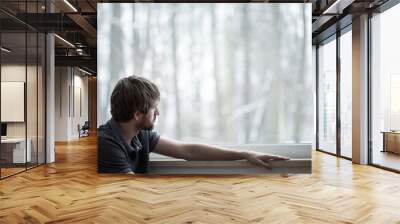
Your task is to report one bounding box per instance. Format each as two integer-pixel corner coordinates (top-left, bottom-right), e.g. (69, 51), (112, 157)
(149, 159), (311, 174)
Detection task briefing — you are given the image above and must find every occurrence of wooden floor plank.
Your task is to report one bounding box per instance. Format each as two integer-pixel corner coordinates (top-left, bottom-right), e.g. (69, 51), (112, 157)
(0, 135), (399, 223)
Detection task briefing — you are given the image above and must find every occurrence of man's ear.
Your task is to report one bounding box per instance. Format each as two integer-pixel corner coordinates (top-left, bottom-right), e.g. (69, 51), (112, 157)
(133, 111), (142, 121)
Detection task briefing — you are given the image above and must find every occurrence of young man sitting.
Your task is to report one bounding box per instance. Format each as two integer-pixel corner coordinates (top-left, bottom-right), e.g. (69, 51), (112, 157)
(97, 76), (289, 174)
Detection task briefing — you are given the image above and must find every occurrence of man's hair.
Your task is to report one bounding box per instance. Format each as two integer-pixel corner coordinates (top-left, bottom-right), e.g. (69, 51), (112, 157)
(110, 75), (160, 122)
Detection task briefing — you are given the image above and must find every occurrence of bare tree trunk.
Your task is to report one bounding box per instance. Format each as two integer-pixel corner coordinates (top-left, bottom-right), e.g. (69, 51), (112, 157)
(241, 5), (251, 143)
(133, 6), (152, 75)
(190, 6), (202, 137)
(211, 5), (225, 135)
(263, 5), (281, 143)
(292, 6), (308, 143)
(170, 5), (182, 139)
(225, 9), (238, 142)
(150, 6), (167, 132)
(104, 4), (123, 123)
(249, 7), (272, 142)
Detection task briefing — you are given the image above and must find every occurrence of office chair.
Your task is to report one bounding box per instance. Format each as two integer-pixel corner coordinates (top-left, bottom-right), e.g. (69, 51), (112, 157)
(79, 121), (90, 138)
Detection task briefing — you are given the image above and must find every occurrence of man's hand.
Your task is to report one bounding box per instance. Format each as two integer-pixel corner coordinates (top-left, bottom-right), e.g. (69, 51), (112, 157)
(241, 151), (290, 169)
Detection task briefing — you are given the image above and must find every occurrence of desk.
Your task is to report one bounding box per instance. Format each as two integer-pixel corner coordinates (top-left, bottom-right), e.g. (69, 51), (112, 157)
(382, 131), (400, 154)
(1, 138), (31, 163)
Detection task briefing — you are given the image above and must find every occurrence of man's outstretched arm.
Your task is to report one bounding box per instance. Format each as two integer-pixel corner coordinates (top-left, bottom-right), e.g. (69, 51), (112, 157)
(152, 137), (290, 169)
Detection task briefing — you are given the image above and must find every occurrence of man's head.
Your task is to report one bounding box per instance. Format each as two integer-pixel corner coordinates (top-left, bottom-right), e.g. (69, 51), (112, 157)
(110, 75), (160, 130)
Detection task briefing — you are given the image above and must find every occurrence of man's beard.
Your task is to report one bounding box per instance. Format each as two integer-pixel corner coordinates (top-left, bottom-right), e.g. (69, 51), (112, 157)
(138, 118), (155, 131)
(141, 123), (154, 131)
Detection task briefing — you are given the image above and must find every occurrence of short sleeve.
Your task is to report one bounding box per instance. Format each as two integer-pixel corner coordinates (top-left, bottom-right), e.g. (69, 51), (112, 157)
(148, 131), (160, 152)
(97, 135), (133, 173)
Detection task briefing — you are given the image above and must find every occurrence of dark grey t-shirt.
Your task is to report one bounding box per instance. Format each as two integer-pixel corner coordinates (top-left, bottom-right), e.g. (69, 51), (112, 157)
(97, 118), (160, 174)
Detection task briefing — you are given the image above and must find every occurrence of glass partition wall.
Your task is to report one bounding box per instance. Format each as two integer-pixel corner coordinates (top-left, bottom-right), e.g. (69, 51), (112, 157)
(0, 2), (46, 179)
(370, 3), (400, 172)
(316, 0), (400, 172)
(316, 26), (352, 159)
(0, 30), (27, 177)
(339, 27), (352, 159)
(317, 35), (337, 155)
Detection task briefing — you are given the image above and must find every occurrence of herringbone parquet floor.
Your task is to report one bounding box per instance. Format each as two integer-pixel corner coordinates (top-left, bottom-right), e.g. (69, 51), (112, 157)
(1, 135), (400, 223)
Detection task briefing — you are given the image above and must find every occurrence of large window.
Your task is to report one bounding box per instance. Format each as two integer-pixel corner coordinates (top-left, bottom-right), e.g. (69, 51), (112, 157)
(317, 37), (337, 154)
(340, 29), (352, 158)
(98, 4), (314, 146)
(316, 27), (353, 159)
(371, 3), (400, 171)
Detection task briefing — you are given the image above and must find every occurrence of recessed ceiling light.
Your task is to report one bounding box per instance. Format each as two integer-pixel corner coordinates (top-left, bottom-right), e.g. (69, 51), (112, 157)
(1, 47), (11, 53)
(322, 0), (354, 15)
(63, 0), (78, 12)
(54, 34), (75, 48)
(77, 67), (92, 76)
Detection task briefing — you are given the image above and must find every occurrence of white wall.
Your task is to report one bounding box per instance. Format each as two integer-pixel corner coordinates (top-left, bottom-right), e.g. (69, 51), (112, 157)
(55, 67), (89, 141)
(72, 72), (89, 138)
(1, 65), (39, 137)
(1, 66), (27, 139)
(1, 63), (46, 164)
(312, 45), (316, 150)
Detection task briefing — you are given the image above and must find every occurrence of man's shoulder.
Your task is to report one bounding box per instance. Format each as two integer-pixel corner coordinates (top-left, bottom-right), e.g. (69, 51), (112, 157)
(137, 130), (160, 152)
(97, 122), (113, 137)
(138, 130), (159, 138)
(97, 122), (119, 147)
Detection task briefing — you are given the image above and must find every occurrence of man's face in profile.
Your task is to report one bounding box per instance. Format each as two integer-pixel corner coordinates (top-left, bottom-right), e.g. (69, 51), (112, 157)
(138, 101), (159, 131)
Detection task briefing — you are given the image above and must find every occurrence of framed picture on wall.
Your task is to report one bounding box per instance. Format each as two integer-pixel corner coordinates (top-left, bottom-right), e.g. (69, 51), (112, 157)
(1, 81), (25, 122)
